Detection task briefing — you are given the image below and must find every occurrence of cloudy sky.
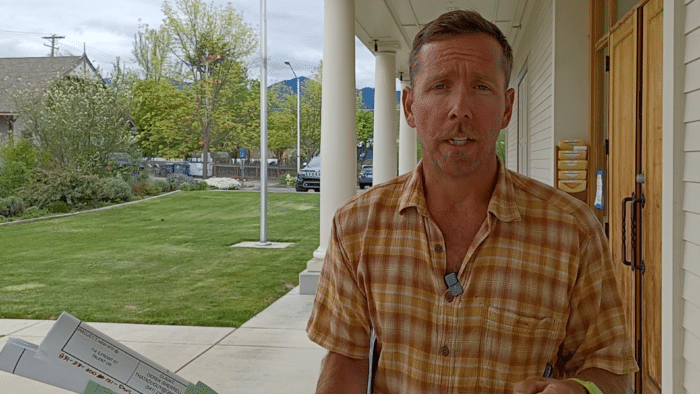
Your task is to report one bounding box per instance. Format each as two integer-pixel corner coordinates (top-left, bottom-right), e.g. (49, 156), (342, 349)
(0, 0), (378, 88)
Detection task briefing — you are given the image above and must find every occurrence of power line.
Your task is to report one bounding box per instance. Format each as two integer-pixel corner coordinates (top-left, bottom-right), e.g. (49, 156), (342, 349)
(0, 29), (52, 36)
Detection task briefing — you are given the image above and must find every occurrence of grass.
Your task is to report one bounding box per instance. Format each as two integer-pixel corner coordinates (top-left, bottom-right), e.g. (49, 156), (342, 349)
(0, 191), (319, 327)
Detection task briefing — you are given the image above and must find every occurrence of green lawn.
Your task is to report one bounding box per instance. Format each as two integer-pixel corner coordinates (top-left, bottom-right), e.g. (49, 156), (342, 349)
(0, 191), (319, 327)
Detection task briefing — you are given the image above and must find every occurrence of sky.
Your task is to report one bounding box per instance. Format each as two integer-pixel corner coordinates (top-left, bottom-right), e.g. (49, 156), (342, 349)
(0, 0), (378, 89)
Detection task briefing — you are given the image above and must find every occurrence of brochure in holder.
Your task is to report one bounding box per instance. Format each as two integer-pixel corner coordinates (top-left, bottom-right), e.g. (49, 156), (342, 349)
(0, 312), (218, 394)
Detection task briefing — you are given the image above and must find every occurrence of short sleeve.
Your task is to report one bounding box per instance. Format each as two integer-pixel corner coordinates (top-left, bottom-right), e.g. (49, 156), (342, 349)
(559, 226), (639, 375)
(306, 213), (371, 360)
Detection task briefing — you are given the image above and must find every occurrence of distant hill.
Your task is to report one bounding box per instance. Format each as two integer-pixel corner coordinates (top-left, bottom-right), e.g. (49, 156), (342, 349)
(357, 87), (401, 110)
(273, 76), (310, 94)
(272, 78), (400, 111)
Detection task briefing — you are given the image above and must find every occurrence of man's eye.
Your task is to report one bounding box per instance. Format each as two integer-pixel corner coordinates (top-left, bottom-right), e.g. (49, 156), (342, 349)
(434, 83), (447, 90)
(476, 84), (490, 91)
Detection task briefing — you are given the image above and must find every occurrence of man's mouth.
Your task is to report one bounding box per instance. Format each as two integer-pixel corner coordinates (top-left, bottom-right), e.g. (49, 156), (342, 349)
(448, 138), (475, 146)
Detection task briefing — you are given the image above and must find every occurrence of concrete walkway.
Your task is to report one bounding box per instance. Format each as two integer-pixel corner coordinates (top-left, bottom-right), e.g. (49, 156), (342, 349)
(0, 287), (326, 394)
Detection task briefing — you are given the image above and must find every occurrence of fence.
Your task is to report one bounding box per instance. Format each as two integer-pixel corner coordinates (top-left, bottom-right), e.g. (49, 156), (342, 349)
(213, 164), (296, 179)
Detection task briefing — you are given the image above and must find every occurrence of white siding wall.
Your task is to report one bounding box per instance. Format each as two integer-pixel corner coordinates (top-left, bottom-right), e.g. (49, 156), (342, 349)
(508, 0), (554, 183)
(506, 92), (518, 171)
(684, 0), (700, 392)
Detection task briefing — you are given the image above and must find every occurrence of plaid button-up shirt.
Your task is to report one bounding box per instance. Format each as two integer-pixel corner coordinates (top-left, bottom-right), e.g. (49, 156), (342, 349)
(307, 160), (637, 393)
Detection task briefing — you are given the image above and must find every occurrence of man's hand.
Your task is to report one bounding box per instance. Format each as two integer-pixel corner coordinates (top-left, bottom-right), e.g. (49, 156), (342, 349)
(513, 377), (586, 394)
(315, 351), (369, 394)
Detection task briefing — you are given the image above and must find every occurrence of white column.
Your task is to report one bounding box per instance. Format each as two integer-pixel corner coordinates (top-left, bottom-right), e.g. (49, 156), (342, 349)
(373, 52), (398, 185)
(299, 0), (356, 295)
(398, 79), (417, 175)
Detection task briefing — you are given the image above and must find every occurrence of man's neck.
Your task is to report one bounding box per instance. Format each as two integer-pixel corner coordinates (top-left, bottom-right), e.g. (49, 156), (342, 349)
(422, 158), (499, 212)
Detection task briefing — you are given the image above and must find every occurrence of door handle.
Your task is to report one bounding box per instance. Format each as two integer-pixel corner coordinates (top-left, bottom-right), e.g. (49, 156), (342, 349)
(621, 196), (635, 268)
(621, 193), (646, 272)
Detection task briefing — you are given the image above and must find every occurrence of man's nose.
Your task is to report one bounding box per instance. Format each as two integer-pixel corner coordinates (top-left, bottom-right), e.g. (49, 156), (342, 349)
(447, 86), (474, 120)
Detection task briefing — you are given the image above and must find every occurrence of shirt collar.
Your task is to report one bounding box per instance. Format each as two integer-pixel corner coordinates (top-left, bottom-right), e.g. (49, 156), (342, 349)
(398, 157), (521, 223)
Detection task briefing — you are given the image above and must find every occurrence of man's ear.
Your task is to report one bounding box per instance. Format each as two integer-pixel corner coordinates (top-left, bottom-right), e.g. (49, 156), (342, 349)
(500, 87), (516, 129)
(402, 87), (416, 128)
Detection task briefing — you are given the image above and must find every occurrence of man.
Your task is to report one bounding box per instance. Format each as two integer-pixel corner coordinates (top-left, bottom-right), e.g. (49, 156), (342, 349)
(307, 9), (637, 394)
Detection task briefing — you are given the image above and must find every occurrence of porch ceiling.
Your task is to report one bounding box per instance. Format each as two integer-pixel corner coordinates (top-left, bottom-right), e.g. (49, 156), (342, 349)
(354, 0), (529, 79)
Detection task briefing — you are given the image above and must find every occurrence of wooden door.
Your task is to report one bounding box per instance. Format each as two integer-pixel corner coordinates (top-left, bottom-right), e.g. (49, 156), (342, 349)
(608, 1), (663, 392)
(609, 8), (638, 347)
(641, 0), (663, 392)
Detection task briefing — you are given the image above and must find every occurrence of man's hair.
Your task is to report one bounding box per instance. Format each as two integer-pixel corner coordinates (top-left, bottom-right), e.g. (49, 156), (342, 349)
(409, 10), (514, 88)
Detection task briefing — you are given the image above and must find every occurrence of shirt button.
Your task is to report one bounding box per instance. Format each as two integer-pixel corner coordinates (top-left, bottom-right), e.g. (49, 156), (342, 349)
(441, 346), (450, 356)
(445, 293), (454, 302)
(434, 245), (444, 253)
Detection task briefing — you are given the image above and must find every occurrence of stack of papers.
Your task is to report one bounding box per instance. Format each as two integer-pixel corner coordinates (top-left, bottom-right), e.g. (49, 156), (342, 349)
(0, 312), (217, 394)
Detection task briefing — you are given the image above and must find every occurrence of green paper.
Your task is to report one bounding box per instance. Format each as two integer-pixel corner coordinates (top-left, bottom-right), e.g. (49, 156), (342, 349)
(183, 381), (218, 394)
(83, 381), (119, 394)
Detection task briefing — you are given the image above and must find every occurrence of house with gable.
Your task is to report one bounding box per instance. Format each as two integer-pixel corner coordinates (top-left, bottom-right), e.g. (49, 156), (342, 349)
(0, 55), (102, 145)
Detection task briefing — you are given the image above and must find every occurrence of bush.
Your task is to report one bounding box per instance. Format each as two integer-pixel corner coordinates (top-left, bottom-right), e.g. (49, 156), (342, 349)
(99, 177), (133, 203)
(165, 173), (207, 191)
(154, 179), (173, 193)
(49, 201), (69, 214)
(131, 181), (159, 197)
(0, 196), (26, 217)
(16, 168), (102, 210)
(0, 161), (31, 198)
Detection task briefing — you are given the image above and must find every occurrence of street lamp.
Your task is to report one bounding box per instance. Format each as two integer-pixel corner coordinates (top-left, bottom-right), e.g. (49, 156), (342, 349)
(284, 61), (301, 175)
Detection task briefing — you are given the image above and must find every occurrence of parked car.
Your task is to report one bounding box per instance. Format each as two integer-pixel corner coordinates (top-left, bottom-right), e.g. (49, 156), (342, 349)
(358, 165), (373, 189)
(296, 156), (321, 192)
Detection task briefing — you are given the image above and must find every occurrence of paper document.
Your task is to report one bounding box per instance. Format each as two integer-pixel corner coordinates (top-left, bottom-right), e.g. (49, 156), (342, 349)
(37, 312), (191, 394)
(595, 169), (605, 210)
(0, 337), (90, 392)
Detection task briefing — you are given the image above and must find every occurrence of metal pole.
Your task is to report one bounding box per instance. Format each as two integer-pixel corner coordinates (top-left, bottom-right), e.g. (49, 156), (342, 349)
(258, 0), (270, 246)
(296, 73), (301, 174)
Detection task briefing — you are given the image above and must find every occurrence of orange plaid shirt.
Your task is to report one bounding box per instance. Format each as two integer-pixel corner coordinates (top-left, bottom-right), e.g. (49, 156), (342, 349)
(307, 160), (637, 393)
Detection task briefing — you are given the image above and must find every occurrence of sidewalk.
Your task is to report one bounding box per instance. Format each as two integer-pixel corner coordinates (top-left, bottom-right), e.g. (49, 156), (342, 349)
(0, 287), (326, 394)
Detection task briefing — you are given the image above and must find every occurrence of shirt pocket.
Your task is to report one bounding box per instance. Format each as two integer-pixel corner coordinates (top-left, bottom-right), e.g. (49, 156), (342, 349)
(477, 306), (562, 392)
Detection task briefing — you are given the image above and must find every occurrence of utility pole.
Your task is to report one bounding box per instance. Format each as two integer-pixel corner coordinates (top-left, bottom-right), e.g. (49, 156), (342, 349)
(42, 34), (65, 57)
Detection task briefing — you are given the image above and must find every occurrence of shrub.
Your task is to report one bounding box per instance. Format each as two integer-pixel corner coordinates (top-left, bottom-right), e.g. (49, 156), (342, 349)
(0, 196), (26, 217)
(22, 206), (50, 219)
(49, 201), (69, 214)
(166, 173), (189, 188)
(16, 168), (102, 210)
(165, 173), (208, 191)
(154, 179), (173, 193)
(0, 161), (31, 198)
(99, 177), (133, 203)
(131, 181), (159, 197)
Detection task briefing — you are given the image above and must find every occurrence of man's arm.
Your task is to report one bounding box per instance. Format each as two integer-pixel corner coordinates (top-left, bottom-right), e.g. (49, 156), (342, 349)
(316, 351), (370, 394)
(513, 368), (633, 394)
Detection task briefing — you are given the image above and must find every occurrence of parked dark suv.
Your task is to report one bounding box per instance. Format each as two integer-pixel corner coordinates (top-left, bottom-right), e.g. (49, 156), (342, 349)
(296, 156), (321, 192)
(358, 165), (373, 189)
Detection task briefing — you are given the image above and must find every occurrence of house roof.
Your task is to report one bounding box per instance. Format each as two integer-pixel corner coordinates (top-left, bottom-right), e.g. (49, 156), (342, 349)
(0, 55), (100, 116)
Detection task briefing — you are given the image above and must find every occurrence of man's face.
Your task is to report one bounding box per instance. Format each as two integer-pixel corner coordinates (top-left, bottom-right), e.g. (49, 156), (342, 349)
(403, 34), (515, 180)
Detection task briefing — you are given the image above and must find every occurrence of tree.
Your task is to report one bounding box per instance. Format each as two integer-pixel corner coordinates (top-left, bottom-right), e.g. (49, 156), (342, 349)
(132, 23), (175, 81)
(161, 0), (258, 178)
(132, 79), (195, 158)
(14, 77), (136, 173)
(298, 63), (322, 162)
(356, 109), (373, 145)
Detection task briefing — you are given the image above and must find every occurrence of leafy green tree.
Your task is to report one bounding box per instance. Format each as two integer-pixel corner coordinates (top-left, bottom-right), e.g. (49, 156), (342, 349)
(298, 64), (322, 162)
(356, 110), (373, 145)
(14, 77), (136, 173)
(132, 23), (175, 81)
(132, 79), (195, 158)
(496, 130), (506, 164)
(161, 0), (258, 177)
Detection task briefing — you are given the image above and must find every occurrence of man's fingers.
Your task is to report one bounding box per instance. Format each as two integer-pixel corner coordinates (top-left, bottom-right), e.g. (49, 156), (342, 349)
(513, 376), (584, 394)
(513, 376), (550, 394)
